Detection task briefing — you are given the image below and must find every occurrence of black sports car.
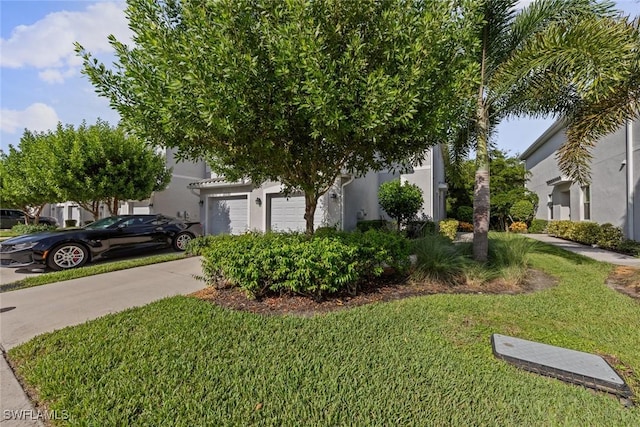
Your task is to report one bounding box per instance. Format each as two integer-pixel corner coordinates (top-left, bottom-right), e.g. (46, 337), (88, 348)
(0, 215), (201, 270)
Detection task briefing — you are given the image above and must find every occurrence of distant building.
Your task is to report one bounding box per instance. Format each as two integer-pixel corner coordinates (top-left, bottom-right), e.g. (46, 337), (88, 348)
(520, 119), (640, 239)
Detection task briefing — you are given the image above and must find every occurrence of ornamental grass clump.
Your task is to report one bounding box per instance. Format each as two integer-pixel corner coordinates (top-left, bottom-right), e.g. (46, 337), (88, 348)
(411, 234), (470, 285)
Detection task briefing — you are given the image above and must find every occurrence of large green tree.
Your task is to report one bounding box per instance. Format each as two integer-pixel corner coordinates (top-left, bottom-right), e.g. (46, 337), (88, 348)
(51, 120), (172, 218)
(0, 131), (62, 220)
(76, 0), (481, 233)
(449, 0), (640, 261)
(1, 120), (171, 221)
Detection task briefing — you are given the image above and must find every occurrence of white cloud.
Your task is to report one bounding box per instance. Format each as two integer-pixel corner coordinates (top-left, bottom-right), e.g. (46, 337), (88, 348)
(39, 68), (77, 84)
(1, 103), (60, 134)
(0, 2), (131, 83)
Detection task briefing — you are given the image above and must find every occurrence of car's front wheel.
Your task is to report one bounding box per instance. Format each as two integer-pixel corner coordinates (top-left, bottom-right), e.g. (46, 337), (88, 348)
(172, 232), (194, 251)
(47, 243), (89, 270)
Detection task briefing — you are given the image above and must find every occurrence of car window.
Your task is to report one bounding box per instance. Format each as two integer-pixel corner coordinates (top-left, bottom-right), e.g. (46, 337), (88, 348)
(84, 217), (125, 229)
(120, 217), (147, 227)
(151, 217), (171, 226)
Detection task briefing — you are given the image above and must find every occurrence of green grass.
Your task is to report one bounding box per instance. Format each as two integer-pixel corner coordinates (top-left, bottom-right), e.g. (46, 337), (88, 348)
(0, 229), (19, 238)
(0, 253), (186, 292)
(7, 239), (640, 425)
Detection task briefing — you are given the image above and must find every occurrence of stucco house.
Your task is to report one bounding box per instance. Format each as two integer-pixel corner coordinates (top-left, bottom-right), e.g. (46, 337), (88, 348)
(520, 119), (640, 240)
(187, 145), (448, 235)
(44, 146), (448, 233)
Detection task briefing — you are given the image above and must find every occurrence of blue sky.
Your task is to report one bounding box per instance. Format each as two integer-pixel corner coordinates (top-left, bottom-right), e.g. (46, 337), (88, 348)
(1, 0), (639, 156)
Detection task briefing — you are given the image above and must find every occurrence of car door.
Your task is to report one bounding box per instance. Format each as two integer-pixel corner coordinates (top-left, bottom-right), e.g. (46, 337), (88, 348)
(105, 217), (169, 255)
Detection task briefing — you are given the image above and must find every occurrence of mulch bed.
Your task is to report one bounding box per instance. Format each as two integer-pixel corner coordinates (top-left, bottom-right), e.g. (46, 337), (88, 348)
(191, 269), (558, 317)
(606, 266), (640, 301)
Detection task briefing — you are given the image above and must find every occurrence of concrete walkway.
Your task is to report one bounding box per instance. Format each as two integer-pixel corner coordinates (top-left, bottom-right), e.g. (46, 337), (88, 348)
(0, 257), (205, 426)
(525, 234), (640, 267)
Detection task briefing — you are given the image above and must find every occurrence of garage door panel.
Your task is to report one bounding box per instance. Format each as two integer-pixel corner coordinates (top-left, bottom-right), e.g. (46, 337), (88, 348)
(269, 195), (323, 232)
(209, 196), (248, 235)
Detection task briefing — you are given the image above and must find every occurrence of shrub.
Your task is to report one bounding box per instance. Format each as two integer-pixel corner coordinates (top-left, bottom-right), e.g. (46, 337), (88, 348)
(411, 235), (470, 284)
(597, 223), (624, 250)
(65, 219), (78, 227)
(509, 200), (534, 222)
(378, 180), (423, 231)
(11, 223), (57, 235)
(567, 222), (600, 245)
(314, 226), (338, 238)
(617, 239), (640, 256)
(547, 220), (573, 238)
(197, 231), (410, 299)
(508, 221), (528, 234)
(456, 206), (473, 223)
(356, 220), (389, 233)
(488, 234), (538, 285)
(528, 219), (548, 234)
(438, 219), (459, 241)
(186, 235), (220, 256)
(458, 221), (474, 232)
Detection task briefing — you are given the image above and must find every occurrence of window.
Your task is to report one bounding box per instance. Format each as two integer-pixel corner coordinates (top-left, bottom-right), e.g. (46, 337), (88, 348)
(582, 186), (591, 220)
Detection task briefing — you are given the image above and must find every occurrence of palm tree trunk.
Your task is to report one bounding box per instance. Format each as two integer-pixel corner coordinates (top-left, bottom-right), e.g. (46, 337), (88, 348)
(473, 20), (490, 262)
(473, 104), (490, 262)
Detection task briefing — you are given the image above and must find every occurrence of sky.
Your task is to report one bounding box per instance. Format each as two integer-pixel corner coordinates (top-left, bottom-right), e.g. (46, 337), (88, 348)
(1, 0), (640, 157)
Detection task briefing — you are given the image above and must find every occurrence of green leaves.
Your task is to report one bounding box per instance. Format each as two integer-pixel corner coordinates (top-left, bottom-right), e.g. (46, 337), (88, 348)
(78, 0), (481, 229)
(195, 230), (410, 299)
(378, 180), (424, 231)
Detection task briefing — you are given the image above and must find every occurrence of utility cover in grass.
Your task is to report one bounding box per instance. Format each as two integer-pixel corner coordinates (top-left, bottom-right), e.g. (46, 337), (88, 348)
(492, 334), (633, 398)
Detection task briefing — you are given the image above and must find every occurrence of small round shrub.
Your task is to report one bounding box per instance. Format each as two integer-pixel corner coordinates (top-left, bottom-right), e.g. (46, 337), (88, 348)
(457, 221), (474, 232)
(456, 206), (473, 223)
(438, 219), (459, 241)
(508, 221), (528, 234)
(378, 180), (423, 231)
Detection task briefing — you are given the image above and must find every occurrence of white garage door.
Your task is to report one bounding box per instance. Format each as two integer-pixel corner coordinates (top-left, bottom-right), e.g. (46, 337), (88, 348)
(208, 196), (248, 235)
(269, 195), (323, 232)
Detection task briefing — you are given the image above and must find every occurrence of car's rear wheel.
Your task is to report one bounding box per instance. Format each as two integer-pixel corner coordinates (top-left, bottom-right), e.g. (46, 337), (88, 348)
(173, 232), (194, 251)
(47, 243), (89, 270)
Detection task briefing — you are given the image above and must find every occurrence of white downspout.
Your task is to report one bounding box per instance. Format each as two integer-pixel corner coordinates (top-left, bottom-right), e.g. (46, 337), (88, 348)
(430, 148), (435, 220)
(340, 174), (356, 231)
(627, 120), (634, 239)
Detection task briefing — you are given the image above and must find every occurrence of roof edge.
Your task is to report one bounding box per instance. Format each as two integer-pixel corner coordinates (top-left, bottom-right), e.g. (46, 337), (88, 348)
(519, 119), (566, 160)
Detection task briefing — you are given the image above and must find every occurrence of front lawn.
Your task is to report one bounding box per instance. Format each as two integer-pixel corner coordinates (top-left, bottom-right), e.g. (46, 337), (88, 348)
(8, 242), (640, 425)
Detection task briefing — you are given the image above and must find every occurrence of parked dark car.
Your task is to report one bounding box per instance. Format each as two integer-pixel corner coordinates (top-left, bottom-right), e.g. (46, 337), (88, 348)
(0, 215), (201, 270)
(0, 209), (58, 229)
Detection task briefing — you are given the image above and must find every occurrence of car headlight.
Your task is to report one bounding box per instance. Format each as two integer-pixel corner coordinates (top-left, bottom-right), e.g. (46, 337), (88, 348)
(12, 242), (37, 250)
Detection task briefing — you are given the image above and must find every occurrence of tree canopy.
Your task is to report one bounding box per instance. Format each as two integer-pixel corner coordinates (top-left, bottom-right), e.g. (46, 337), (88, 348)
(378, 180), (424, 231)
(77, 0), (482, 233)
(0, 120), (171, 220)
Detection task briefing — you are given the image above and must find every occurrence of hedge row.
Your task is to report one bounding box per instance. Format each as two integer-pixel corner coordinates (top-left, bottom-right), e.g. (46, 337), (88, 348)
(188, 230), (410, 299)
(547, 220), (624, 249)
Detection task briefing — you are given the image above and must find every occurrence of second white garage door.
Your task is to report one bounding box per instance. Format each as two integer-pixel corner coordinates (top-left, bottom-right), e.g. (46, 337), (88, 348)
(208, 196), (248, 235)
(269, 195), (323, 232)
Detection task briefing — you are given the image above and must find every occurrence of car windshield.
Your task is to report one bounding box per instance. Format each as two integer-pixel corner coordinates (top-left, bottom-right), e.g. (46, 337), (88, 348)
(83, 217), (125, 230)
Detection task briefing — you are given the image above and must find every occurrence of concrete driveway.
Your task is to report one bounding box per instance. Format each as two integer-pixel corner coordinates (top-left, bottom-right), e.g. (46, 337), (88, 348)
(0, 256), (206, 426)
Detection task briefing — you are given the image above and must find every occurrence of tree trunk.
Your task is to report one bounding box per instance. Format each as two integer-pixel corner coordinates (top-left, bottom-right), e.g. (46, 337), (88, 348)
(473, 104), (490, 262)
(303, 192), (318, 235)
(473, 23), (490, 263)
